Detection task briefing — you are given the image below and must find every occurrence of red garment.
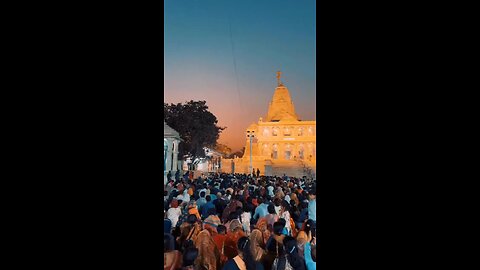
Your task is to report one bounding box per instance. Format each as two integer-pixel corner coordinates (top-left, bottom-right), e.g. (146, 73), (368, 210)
(224, 230), (246, 259)
(212, 234), (228, 265)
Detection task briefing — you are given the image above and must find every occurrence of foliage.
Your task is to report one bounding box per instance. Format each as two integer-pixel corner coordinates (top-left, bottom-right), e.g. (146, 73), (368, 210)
(164, 100), (226, 159)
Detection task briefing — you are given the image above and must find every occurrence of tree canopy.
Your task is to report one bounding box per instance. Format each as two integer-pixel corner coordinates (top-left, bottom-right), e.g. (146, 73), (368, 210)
(164, 100), (226, 159)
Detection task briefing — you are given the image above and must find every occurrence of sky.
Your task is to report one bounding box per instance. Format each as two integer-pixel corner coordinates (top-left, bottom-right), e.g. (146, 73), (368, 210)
(164, 0), (316, 152)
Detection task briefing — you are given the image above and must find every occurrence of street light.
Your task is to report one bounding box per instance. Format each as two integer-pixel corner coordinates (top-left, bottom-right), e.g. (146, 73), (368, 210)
(246, 130), (255, 176)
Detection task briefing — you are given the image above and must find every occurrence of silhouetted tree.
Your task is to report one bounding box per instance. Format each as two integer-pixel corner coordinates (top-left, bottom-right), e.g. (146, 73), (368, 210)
(164, 100), (226, 160)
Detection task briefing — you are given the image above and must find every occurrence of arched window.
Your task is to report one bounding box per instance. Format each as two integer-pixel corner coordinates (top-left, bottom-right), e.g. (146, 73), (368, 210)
(298, 144), (305, 159)
(284, 127), (291, 136)
(272, 144), (278, 159)
(284, 144), (292, 160)
(272, 127), (278, 136)
(262, 143), (269, 156)
(298, 127), (304, 136)
(263, 127), (270, 137)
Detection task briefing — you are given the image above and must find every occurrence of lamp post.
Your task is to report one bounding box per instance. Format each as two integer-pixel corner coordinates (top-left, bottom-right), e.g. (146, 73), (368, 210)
(247, 130), (255, 176)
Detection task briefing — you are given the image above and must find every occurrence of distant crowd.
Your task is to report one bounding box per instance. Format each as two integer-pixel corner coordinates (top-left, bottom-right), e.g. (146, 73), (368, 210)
(164, 171), (317, 270)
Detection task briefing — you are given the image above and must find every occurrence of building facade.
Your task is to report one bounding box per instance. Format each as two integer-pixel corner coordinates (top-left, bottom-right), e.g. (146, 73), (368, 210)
(223, 72), (316, 178)
(164, 121), (182, 185)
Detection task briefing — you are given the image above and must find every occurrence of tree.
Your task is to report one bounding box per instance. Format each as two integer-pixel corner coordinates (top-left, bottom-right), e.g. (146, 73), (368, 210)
(227, 147), (245, 159)
(214, 143), (232, 157)
(164, 100), (226, 160)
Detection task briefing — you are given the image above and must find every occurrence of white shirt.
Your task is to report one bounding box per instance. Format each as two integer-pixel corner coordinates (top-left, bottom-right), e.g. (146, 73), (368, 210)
(241, 212), (251, 233)
(275, 205), (281, 215)
(182, 190), (190, 203)
(267, 186), (274, 197)
(166, 207), (182, 228)
(281, 210), (291, 231)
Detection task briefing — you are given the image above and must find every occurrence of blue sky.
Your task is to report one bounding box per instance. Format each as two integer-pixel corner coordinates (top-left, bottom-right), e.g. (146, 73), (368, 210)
(164, 0), (316, 151)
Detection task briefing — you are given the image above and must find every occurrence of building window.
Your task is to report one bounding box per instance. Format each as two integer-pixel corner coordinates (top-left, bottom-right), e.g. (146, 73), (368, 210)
(308, 127), (313, 135)
(272, 150), (278, 159)
(284, 127), (291, 136)
(263, 128), (269, 137)
(298, 128), (303, 136)
(285, 151), (291, 160)
(272, 128), (278, 136)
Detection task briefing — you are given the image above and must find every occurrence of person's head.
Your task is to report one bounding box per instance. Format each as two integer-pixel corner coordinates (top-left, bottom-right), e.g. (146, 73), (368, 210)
(268, 204), (276, 215)
(237, 237), (256, 270)
(183, 247), (199, 267)
(206, 195), (211, 202)
(257, 197), (263, 204)
(278, 218), (286, 228)
(273, 221), (284, 235)
(217, 225), (227, 235)
(200, 191), (206, 198)
(308, 191), (316, 200)
(170, 199), (179, 208)
(187, 214), (197, 224)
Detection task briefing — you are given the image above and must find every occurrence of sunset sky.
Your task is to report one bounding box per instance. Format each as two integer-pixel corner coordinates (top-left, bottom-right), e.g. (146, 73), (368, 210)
(164, 0), (316, 152)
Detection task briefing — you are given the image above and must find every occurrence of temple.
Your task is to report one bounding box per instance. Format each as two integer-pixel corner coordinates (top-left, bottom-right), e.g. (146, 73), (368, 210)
(223, 72), (316, 178)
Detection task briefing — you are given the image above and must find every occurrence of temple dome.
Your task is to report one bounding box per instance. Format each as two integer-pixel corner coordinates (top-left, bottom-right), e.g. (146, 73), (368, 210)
(265, 84), (299, 122)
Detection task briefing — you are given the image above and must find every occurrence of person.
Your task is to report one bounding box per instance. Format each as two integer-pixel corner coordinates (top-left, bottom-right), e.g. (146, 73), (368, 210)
(240, 204), (252, 236)
(181, 247), (198, 270)
(203, 207), (221, 235)
(224, 219), (246, 259)
(265, 204), (279, 227)
(274, 236), (305, 270)
(279, 201), (292, 235)
(167, 199), (182, 228)
(197, 191), (207, 211)
(256, 168), (260, 178)
(201, 195), (216, 219)
(249, 229), (267, 263)
(304, 233), (316, 270)
(222, 236), (264, 270)
(255, 217), (272, 248)
(307, 191), (316, 225)
(253, 198), (269, 220)
(177, 214), (201, 251)
(194, 230), (221, 270)
(264, 222), (286, 270)
(297, 201), (309, 229)
(167, 171), (172, 181)
(187, 201), (201, 220)
(212, 225), (229, 265)
(295, 231), (308, 260)
(164, 233), (182, 270)
(175, 170), (180, 181)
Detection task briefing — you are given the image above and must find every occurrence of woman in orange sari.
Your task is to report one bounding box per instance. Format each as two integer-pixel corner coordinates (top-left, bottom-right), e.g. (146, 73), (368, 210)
(193, 230), (221, 270)
(223, 219), (246, 260)
(254, 217), (271, 246)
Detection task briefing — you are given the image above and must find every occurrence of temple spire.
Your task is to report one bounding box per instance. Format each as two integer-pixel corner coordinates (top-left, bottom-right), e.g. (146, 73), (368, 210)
(276, 71), (282, 86)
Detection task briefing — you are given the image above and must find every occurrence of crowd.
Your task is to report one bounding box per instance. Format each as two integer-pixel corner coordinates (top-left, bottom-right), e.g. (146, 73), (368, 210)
(163, 171), (318, 270)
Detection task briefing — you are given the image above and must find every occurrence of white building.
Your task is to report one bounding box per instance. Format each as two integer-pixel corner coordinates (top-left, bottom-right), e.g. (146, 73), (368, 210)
(164, 121), (182, 185)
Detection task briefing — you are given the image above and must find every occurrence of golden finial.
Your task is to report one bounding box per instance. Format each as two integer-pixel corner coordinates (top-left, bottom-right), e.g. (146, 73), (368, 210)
(276, 71), (282, 86)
